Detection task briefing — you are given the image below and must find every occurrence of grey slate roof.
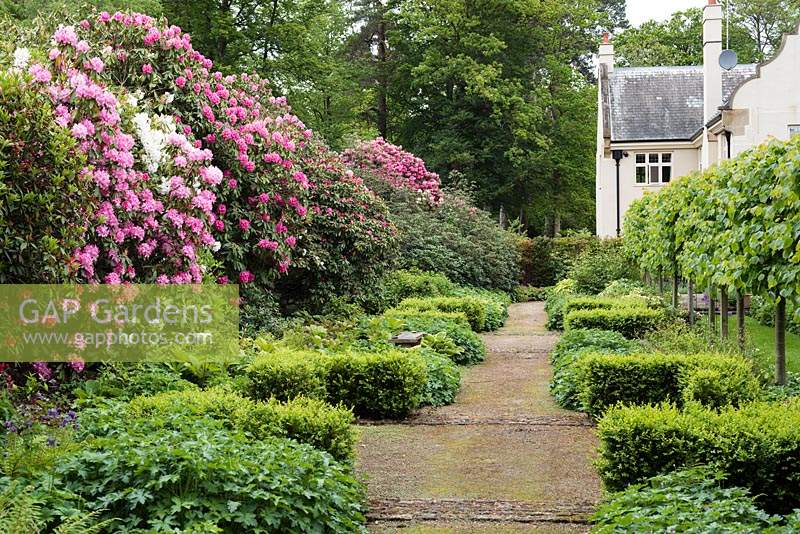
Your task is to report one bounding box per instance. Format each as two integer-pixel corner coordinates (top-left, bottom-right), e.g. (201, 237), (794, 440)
(606, 64), (757, 142)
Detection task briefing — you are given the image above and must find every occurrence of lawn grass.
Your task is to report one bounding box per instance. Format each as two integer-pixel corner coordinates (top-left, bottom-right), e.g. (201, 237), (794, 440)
(745, 317), (800, 374)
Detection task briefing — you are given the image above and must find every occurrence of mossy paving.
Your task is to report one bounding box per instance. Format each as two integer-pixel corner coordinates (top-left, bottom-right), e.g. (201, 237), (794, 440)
(356, 303), (601, 532)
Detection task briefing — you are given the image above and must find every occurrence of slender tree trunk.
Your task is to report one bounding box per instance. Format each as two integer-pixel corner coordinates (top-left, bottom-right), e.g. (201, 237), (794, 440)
(688, 279), (695, 325)
(776, 297), (787, 385)
(736, 290), (746, 351)
(553, 212), (562, 237)
(708, 284), (716, 333)
(658, 272), (664, 295)
(376, 18), (388, 138)
(672, 272), (679, 309)
(720, 286), (729, 340)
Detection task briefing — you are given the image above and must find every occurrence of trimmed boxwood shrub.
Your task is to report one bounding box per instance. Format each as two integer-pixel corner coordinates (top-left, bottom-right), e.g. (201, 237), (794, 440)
(246, 350), (328, 402)
(383, 310), (486, 365)
(564, 307), (667, 338)
(549, 329), (638, 411)
(563, 296), (650, 315)
(54, 418), (366, 532)
(383, 269), (456, 309)
(577, 353), (759, 418)
(326, 350), (427, 419)
(126, 388), (357, 461)
(246, 349), (428, 419)
(596, 400), (800, 514)
(395, 296), (489, 332)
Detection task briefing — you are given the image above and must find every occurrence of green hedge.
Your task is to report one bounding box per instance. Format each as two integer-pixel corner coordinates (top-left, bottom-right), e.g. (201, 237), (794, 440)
(395, 297), (489, 332)
(127, 387), (357, 461)
(326, 350), (427, 419)
(549, 329), (638, 411)
(564, 307), (667, 338)
(518, 236), (600, 287)
(382, 269), (456, 309)
(382, 310), (485, 365)
(246, 350), (328, 402)
(577, 353), (759, 418)
(246, 349), (428, 419)
(563, 296), (651, 315)
(596, 401), (800, 514)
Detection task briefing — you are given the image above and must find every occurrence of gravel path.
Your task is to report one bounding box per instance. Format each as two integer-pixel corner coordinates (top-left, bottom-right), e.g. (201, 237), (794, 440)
(356, 303), (601, 533)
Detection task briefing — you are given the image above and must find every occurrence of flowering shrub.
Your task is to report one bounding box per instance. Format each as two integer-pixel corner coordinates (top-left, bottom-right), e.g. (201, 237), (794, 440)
(343, 137), (443, 205)
(0, 12), (397, 293)
(274, 141), (397, 309)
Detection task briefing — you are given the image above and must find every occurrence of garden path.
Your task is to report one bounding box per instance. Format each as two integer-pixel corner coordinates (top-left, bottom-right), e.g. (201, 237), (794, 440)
(357, 302), (601, 533)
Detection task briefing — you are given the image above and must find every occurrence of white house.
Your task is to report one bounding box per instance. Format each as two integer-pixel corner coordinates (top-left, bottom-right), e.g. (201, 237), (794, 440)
(595, 0), (800, 237)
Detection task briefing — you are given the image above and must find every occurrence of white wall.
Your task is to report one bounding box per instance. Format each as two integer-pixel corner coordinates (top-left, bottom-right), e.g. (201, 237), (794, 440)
(728, 28), (800, 157)
(596, 146), (699, 237)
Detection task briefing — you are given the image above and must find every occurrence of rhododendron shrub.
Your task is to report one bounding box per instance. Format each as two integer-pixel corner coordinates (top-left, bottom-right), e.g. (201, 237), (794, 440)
(0, 70), (93, 283)
(4, 11), (396, 301)
(274, 142), (397, 309)
(343, 138), (443, 205)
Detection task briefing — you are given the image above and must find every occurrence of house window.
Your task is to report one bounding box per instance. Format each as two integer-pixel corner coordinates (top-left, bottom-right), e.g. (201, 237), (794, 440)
(789, 125), (800, 138)
(635, 153), (672, 185)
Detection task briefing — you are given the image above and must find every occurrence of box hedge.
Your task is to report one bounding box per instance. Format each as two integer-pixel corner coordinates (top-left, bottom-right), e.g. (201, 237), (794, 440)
(596, 401), (800, 514)
(549, 329), (638, 411)
(246, 349), (428, 420)
(326, 350), (428, 419)
(246, 350), (328, 402)
(564, 307), (667, 338)
(563, 296), (650, 315)
(577, 352), (759, 418)
(127, 388), (357, 461)
(395, 296), (489, 332)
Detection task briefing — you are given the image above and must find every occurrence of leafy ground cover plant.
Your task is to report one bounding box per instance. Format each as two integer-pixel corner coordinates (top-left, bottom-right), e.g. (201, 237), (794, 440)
(545, 278), (579, 330)
(415, 347), (461, 407)
(50, 417), (367, 532)
(592, 467), (780, 533)
(378, 311), (485, 365)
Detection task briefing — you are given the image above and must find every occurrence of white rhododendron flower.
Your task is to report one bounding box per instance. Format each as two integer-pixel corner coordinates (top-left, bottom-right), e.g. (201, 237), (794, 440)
(13, 48), (30, 70)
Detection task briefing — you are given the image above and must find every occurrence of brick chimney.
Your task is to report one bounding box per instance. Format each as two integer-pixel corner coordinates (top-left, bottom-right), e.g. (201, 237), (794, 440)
(703, 0), (723, 124)
(598, 31), (615, 73)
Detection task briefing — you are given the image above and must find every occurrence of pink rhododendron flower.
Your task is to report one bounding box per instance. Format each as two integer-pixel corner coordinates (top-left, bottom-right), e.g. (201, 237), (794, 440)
(141, 63), (153, 74)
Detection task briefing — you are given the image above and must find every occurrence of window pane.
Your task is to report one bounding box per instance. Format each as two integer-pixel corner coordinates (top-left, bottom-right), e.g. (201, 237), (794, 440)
(649, 166), (660, 183)
(790, 125), (800, 137)
(636, 154), (646, 164)
(649, 153), (659, 163)
(635, 166), (646, 184)
(662, 166), (672, 183)
(661, 153), (672, 163)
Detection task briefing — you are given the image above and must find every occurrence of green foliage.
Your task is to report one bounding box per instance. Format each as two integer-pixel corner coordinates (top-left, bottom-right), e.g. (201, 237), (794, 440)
(246, 350), (329, 402)
(0, 70), (91, 283)
(519, 236), (601, 287)
(568, 239), (638, 295)
(596, 400), (800, 514)
(74, 363), (197, 402)
(326, 350), (427, 419)
(53, 418), (367, 532)
(545, 278), (579, 330)
(514, 285), (553, 302)
(415, 348), (461, 407)
(0, 481), (114, 534)
(381, 310), (486, 365)
(383, 269), (456, 307)
(246, 347), (428, 419)
(550, 329), (638, 411)
(577, 352), (759, 417)
(389, 188), (521, 293)
(125, 387), (357, 461)
(395, 297), (490, 332)
(563, 296), (650, 315)
(592, 467), (778, 533)
(564, 307), (667, 339)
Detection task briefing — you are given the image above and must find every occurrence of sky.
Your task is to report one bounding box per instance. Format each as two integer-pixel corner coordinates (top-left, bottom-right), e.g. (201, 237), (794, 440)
(627, 0), (705, 27)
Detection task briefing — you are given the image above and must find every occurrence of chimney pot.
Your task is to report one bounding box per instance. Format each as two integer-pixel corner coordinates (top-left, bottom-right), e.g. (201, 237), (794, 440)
(708, 0), (717, 5)
(602, 32), (610, 44)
